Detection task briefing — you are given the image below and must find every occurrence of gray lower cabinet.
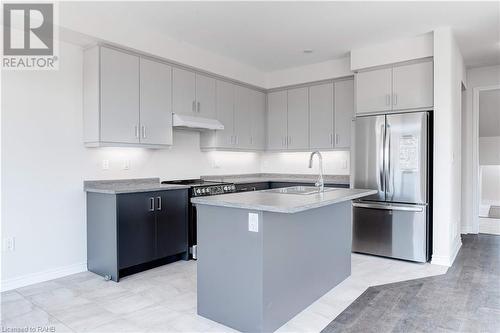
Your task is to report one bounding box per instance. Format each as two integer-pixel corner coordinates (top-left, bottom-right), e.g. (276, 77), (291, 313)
(87, 189), (188, 281)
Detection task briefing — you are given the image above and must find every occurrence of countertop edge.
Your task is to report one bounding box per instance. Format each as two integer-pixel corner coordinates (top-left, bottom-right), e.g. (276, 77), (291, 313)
(191, 189), (377, 213)
(84, 185), (191, 194)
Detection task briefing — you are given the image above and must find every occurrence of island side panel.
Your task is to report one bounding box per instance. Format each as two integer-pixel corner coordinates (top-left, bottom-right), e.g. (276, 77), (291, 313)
(196, 205), (264, 332)
(262, 201), (352, 332)
(86, 192), (119, 281)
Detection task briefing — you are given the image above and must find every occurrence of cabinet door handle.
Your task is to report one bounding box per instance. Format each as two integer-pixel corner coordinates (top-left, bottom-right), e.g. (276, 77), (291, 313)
(156, 196), (162, 211)
(385, 94), (391, 106)
(134, 125), (139, 138)
(335, 134), (340, 145)
(197, 102), (200, 113)
(141, 125), (146, 139)
(149, 197), (155, 212)
(192, 101), (196, 112)
(288, 136), (292, 145)
(393, 93), (397, 106)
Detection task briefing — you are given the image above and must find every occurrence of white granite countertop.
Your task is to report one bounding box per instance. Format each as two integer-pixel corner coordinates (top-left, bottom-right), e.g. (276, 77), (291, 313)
(191, 188), (376, 213)
(201, 173), (350, 186)
(84, 178), (190, 194)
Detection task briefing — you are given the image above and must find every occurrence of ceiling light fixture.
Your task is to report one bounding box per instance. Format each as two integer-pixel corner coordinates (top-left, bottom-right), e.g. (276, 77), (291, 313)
(303, 49), (313, 54)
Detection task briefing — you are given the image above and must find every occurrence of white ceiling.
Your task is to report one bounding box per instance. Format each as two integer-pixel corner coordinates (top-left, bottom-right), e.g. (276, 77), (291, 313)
(63, 1), (500, 71)
(479, 89), (500, 137)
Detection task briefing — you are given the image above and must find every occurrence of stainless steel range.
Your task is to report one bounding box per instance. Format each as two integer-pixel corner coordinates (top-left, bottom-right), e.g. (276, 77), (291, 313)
(161, 179), (236, 259)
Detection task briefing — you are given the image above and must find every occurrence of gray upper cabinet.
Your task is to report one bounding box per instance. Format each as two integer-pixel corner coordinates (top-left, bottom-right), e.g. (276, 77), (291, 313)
(356, 60), (433, 114)
(287, 87), (309, 150)
(172, 68), (216, 118)
(172, 67), (196, 116)
(200, 81), (266, 151)
(309, 83), (334, 149)
(195, 74), (216, 118)
(234, 86), (253, 149)
(392, 61), (433, 110)
(83, 46), (172, 147)
(100, 47), (140, 144)
(334, 79), (354, 148)
(214, 80), (235, 148)
(250, 90), (266, 150)
(139, 58), (173, 146)
(356, 67), (392, 114)
(267, 91), (288, 150)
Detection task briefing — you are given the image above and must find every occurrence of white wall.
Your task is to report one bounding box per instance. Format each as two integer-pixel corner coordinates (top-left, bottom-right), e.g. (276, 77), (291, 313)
(0, 41), (263, 290)
(58, 3), (267, 88)
(479, 137), (500, 165)
(350, 32), (433, 70)
(260, 151), (350, 175)
(461, 65), (500, 233)
(480, 165), (500, 206)
(431, 27), (465, 266)
(265, 57), (352, 89)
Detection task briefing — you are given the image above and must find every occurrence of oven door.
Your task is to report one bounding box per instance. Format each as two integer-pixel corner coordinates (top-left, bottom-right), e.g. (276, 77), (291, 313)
(352, 202), (428, 262)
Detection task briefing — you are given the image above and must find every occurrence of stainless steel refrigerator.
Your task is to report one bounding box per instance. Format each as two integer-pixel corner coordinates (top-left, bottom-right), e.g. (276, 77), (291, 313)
(353, 111), (431, 262)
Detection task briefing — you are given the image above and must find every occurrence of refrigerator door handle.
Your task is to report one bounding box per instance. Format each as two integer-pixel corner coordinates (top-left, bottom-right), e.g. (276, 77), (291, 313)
(379, 123), (385, 193)
(353, 202), (424, 212)
(385, 123), (391, 198)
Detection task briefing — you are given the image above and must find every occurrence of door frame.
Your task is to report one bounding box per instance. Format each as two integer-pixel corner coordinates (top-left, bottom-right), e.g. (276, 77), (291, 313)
(471, 84), (500, 233)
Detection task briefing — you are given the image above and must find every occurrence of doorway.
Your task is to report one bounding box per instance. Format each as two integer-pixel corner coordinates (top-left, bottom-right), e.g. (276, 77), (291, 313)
(475, 87), (500, 235)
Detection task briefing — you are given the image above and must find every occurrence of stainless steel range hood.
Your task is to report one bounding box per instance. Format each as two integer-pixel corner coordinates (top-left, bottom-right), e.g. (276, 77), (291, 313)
(172, 113), (224, 131)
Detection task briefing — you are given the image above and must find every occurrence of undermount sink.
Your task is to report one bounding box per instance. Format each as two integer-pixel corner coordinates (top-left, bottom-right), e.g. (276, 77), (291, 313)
(266, 186), (339, 195)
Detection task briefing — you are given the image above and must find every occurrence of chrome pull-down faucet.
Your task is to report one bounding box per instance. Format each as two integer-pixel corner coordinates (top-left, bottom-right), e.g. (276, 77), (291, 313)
(308, 151), (324, 192)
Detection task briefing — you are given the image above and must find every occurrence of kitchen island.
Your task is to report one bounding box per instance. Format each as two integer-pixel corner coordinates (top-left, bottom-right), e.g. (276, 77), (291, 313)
(191, 187), (376, 332)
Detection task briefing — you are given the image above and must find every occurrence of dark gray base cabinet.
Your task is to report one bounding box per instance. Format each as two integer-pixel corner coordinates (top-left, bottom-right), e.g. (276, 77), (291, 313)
(87, 189), (188, 282)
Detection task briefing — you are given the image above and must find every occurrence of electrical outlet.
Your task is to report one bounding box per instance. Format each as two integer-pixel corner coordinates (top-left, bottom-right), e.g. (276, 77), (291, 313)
(102, 159), (109, 170)
(3, 237), (15, 252)
(123, 160), (130, 170)
(248, 213), (259, 232)
(341, 159), (348, 169)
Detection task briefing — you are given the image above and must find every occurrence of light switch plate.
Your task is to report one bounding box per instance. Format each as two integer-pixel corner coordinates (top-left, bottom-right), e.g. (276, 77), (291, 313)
(102, 159), (109, 170)
(248, 213), (259, 232)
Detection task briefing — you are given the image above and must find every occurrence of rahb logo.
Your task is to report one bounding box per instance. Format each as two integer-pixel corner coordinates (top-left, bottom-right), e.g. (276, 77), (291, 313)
(3, 2), (59, 70)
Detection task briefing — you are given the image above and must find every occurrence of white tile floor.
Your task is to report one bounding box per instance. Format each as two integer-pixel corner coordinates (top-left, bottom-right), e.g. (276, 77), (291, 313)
(1, 254), (447, 333)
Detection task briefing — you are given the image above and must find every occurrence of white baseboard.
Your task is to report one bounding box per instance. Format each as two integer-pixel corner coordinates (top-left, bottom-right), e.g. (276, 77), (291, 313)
(431, 236), (462, 267)
(1, 262), (87, 292)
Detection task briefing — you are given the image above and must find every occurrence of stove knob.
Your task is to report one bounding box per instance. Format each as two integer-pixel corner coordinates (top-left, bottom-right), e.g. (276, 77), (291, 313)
(223, 186), (228, 191)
